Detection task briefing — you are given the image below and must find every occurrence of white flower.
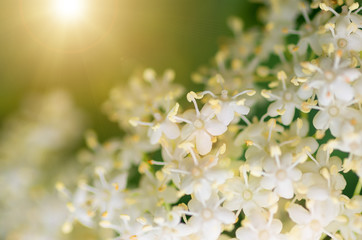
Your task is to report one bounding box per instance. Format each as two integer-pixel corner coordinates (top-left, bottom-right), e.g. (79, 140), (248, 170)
(334, 117), (362, 156)
(263, 71), (302, 125)
(312, 101), (359, 137)
(260, 151), (302, 199)
(187, 194), (236, 240)
(221, 170), (278, 216)
(178, 92), (228, 155)
(179, 146), (232, 203)
(80, 168), (127, 220)
(320, 5), (362, 52)
(138, 207), (194, 240)
(327, 195), (362, 240)
(287, 199), (339, 240)
(198, 86), (254, 126)
(299, 56), (361, 106)
(236, 210), (287, 240)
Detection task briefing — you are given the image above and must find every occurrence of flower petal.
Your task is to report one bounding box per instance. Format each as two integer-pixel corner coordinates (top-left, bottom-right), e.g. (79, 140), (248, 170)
(205, 119), (227, 136)
(196, 130), (212, 155)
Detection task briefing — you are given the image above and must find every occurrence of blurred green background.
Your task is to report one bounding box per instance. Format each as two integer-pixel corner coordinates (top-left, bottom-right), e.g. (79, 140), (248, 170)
(0, 0), (256, 139)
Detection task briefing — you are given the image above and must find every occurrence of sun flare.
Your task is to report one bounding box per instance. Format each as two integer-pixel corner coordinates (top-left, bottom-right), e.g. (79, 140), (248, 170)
(52, 0), (85, 21)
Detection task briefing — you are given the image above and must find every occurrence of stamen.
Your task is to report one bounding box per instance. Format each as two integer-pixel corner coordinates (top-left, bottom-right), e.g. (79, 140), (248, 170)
(187, 91), (202, 116)
(306, 151), (320, 166)
(319, 3), (340, 16)
(188, 147), (199, 166)
(199, 90), (217, 98)
(232, 89), (256, 99)
(240, 115), (251, 126)
(277, 71), (287, 91)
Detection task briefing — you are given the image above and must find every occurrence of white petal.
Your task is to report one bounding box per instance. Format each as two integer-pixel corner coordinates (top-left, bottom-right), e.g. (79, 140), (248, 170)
(236, 227), (258, 240)
(332, 82), (354, 102)
(260, 176), (276, 190)
(161, 120), (180, 140)
(275, 180), (294, 199)
(196, 130), (212, 155)
(281, 104), (295, 125)
(215, 208), (235, 224)
(217, 103), (235, 125)
(287, 204), (311, 225)
(270, 219), (283, 234)
(267, 101), (283, 117)
(149, 128), (162, 144)
(201, 219), (221, 240)
(233, 102), (250, 115)
(307, 186), (329, 201)
(195, 180), (212, 202)
(313, 111), (329, 130)
(205, 119), (227, 136)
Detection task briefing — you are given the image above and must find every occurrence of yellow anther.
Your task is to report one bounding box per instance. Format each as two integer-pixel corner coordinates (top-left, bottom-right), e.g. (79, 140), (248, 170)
(245, 140), (253, 146)
(324, 23), (335, 30)
(138, 162), (150, 174)
(319, 3), (329, 11)
(347, 22), (357, 33)
(164, 69), (175, 82)
(261, 89), (271, 99)
(246, 90), (256, 96)
(277, 71), (287, 81)
(270, 144), (281, 157)
(55, 181), (65, 191)
(99, 220), (111, 227)
(111, 183), (119, 191)
(219, 143), (227, 155)
(62, 222), (73, 234)
(143, 68), (156, 82)
(268, 81), (279, 88)
(315, 130), (325, 139)
(187, 91), (202, 102)
(349, 2), (359, 11)
(129, 117), (140, 127)
(256, 66), (270, 77)
(85, 130), (98, 149)
(277, 108), (286, 115)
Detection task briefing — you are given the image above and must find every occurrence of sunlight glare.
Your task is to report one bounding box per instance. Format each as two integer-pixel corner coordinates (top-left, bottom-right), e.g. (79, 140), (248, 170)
(53, 0), (85, 21)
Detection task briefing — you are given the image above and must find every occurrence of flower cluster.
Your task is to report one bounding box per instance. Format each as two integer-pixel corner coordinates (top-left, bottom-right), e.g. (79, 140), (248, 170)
(2, 1), (360, 240)
(56, 1), (361, 240)
(0, 90), (84, 239)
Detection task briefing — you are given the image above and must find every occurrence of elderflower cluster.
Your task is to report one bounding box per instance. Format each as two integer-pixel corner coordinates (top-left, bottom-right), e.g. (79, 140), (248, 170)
(17, 1), (360, 240)
(0, 90), (84, 239)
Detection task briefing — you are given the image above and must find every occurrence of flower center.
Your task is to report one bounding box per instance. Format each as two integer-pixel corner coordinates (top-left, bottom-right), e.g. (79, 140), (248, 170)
(310, 219), (322, 232)
(324, 71), (335, 82)
(328, 106), (339, 117)
(276, 169), (287, 181)
(337, 38), (347, 48)
(283, 92), (293, 102)
(242, 189), (253, 200)
(221, 90), (229, 100)
(202, 209), (213, 220)
(191, 167), (202, 177)
(258, 230), (270, 240)
(193, 119), (204, 129)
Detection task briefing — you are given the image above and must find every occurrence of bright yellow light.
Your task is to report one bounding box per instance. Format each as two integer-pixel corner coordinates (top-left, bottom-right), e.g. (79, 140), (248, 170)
(53, 0), (85, 21)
